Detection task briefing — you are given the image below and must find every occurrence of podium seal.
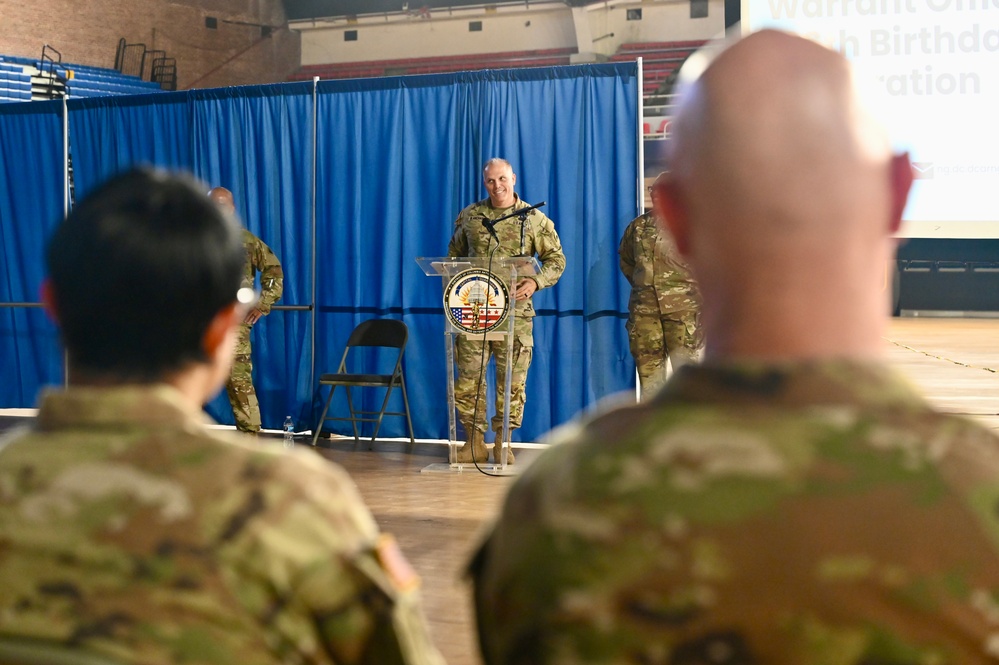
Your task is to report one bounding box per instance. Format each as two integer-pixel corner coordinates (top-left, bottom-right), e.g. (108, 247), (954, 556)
(444, 268), (511, 334)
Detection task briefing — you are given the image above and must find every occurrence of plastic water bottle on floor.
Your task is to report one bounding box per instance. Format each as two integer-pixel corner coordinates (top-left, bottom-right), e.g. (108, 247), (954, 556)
(283, 416), (295, 448)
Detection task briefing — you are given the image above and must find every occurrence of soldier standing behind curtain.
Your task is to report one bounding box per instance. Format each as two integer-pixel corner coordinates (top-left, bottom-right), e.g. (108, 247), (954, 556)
(619, 171), (702, 396)
(209, 187), (284, 434)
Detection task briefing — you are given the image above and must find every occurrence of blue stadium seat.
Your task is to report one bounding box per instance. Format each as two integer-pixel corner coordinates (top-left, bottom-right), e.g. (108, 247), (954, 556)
(3, 52), (167, 99)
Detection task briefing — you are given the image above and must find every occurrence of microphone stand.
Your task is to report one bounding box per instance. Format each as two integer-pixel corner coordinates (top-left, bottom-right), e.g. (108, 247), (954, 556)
(481, 201), (546, 241)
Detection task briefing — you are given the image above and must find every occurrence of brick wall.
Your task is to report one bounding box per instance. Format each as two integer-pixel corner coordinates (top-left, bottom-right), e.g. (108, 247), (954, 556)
(0, 0), (300, 89)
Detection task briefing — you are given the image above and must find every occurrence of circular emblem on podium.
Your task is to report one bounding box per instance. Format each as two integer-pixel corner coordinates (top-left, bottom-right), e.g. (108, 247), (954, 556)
(444, 268), (511, 334)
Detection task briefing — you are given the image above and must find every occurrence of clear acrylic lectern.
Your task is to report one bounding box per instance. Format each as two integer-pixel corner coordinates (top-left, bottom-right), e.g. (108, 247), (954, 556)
(416, 256), (540, 473)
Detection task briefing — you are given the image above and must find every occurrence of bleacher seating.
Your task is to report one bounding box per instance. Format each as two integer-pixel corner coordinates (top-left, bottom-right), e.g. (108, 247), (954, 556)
(0, 62), (32, 103)
(60, 62), (163, 98)
(289, 47), (577, 82)
(287, 42), (704, 97)
(0, 55), (164, 104)
(610, 40), (707, 96)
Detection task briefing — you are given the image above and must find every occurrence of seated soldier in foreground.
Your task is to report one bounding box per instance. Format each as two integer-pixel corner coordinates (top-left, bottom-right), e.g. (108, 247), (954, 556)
(0, 169), (444, 665)
(470, 30), (999, 664)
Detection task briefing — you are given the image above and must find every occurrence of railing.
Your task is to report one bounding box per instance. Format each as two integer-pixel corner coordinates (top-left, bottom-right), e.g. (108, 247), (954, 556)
(38, 44), (65, 99)
(115, 39), (177, 88)
(151, 56), (177, 91)
(642, 92), (678, 140)
(39, 44), (62, 78)
(114, 39), (177, 89)
(114, 38), (147, 78)
(143, 49), (166, 79)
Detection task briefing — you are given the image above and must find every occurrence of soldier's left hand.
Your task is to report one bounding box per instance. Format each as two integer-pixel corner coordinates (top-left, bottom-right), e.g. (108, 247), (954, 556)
(244, 308), (264, 325)
(514, 279), (537, 301)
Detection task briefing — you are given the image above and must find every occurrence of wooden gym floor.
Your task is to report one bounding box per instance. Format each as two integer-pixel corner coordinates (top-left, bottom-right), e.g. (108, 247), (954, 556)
(1, 317), (998, 665)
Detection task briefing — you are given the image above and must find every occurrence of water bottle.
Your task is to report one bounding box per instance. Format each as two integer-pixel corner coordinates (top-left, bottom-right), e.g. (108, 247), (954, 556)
(283, 416), (295, 448)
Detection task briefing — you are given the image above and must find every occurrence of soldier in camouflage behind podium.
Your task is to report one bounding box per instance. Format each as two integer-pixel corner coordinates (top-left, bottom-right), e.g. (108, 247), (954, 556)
(471, 31), (999, 664)
(209, 187), (283, 434)
(448, 158), (566, 464)
(619, 171), (702, 395)
(0, 169), (444, 665)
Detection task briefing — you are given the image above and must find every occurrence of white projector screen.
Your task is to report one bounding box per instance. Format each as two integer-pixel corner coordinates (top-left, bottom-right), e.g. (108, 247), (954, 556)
(741, 0), (999, 237)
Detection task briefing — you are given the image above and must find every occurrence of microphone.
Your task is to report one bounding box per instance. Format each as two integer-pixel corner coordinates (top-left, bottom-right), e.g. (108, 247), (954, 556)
(481, 218), (499, 242)
(489, 201), (547, 225)
(481, 201), (545, 244)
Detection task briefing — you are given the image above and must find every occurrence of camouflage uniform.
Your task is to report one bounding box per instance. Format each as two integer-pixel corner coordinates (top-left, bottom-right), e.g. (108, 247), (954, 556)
(470, 360), (999, 664)
(619, 211), (701, 395)
(0, 384), (444, 665)
(448, 196), (566, 439)
(228, 229), (283, 433)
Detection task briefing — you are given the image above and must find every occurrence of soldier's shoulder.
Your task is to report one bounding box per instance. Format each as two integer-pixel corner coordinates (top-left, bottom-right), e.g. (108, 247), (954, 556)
(513, 393), (661, 490)
(620, 213), (648, 239)
(198, 430), (367, 501)
(240, 228), (261, 245)
(1, 417), (368, 524)
(634, 211), (660, 232)
(527, 205), (557, 229)
(458, 199), (490, 219)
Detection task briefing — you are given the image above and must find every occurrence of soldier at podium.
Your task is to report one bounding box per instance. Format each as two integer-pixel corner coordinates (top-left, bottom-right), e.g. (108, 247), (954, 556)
(447, 158), (566, 463)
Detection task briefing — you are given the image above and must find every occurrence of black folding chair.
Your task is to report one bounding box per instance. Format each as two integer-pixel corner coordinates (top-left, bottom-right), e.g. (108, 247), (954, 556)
(311, 319), (415, 446)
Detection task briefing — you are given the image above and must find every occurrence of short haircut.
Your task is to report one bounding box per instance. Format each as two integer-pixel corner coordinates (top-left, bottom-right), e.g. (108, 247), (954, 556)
(483, 157), (513, 174)
(46, 168), (246, 381)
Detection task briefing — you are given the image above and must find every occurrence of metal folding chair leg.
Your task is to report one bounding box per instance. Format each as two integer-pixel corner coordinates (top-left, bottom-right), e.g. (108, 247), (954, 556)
(370, 384), (396, 443)
(312, 385), (337, 447)
(400, 374), (415, 443)
(344, 387), (361, 441)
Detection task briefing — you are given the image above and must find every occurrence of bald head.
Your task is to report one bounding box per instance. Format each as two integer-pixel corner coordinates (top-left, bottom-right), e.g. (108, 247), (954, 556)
(659, 30), (913, 360)
(667, 30), (904, 243)
(208, 187), (235, 216)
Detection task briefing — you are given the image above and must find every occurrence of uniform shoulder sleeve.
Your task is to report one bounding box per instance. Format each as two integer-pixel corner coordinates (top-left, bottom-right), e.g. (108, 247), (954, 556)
(619, 217), (638, 283)
(447, 204), (474, 257)
(249, 234), (283, 314)
(228, 450), (444, 665)
(529, 212), (566, 290)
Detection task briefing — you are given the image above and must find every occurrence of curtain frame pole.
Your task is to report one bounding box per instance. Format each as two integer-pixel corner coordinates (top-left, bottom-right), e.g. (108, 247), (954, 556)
(310, 76), (319, 415)
(62, 96), (70, 388)
(636, 57), (644, 402)
(636, 57), (644, 214)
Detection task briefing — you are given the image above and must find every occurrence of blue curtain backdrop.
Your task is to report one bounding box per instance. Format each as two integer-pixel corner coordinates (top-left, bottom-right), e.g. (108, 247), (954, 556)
(190, 83), (315, 428)
(0, 101), (65, 406)
(314, 64), (638, 440)
(1, 63), (638, 440)
(68, 92), (195, 200)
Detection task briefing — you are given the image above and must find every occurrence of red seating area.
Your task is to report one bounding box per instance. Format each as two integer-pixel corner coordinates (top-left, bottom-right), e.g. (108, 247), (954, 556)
(611, 40), (707, 95)
(289, 41), (705, 95)
(290, 47), (577, 82)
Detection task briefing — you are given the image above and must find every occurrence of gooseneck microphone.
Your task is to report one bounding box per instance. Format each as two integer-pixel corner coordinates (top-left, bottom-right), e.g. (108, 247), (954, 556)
(480, 201), (546, 243)
(481, 218), (499, 242)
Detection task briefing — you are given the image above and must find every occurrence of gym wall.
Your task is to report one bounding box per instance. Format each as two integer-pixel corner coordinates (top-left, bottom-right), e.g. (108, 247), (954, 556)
(0, 0), (300, 89)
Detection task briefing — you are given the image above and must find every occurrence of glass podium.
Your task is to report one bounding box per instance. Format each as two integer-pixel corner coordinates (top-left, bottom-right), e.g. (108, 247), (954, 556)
(415, 255), (540, 473)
